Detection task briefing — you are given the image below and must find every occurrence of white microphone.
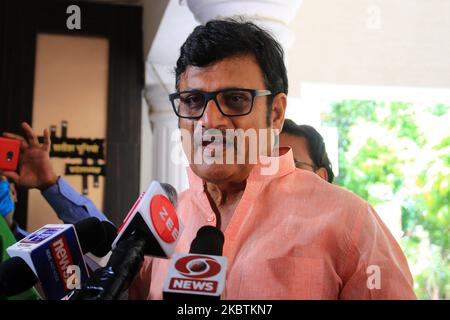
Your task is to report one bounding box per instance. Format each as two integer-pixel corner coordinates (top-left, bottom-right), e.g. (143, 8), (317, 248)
(69, 181), (184, 300)
(112, 181), (183, 257)
(4, 217), (111, 299)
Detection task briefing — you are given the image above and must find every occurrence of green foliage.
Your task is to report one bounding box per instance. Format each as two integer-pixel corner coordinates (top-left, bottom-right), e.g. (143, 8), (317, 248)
(322, 100), (450, 299)
(430, 104), (449, 117)
(401, 236), (450, 300)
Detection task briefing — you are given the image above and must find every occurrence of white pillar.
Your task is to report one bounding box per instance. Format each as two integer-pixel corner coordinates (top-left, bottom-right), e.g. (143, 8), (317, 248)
(186, 0), (302, 52)
(144, 79), (189, 193)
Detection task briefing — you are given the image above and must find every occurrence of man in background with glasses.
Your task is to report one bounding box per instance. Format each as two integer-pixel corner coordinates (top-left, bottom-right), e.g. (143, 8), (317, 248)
(131, 19), (415, 300)
(280, 119), (334, 183)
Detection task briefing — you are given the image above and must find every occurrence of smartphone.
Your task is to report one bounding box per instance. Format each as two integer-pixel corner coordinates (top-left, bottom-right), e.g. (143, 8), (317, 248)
(0, 137), (20, 171)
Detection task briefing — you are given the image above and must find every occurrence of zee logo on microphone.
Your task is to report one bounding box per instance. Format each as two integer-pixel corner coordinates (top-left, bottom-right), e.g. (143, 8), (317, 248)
(169, 255), (221, 293)
(150, 195), (180, 243)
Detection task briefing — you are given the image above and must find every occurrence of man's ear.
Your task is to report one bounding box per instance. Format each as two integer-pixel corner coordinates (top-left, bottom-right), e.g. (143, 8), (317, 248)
(316, 167), (329, 182)
(270, 93), (287, 131)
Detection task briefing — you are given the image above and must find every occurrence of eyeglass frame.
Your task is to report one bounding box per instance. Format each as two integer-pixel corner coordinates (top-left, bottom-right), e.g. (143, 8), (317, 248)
(294, 159), (318, 171)
(168, 88), (272, 120)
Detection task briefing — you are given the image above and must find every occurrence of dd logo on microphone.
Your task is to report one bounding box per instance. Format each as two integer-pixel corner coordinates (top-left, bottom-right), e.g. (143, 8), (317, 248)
(150, 195), (180, 243)
(175, 255), (221, 279)
(169, 255), (222, 293)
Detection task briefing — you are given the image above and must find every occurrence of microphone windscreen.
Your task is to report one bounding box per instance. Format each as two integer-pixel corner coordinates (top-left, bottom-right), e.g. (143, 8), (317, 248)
(0, 256), (38, 296)
(74, 217), (106, 254)
(189, 226), (224, 256)
(160, 183), (178, 209)
(90, 221), (117, 257)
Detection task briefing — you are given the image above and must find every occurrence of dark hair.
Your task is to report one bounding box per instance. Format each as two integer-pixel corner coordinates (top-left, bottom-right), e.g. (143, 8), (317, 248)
(281, 119), (335, 183)
(175, 19), (288, 124)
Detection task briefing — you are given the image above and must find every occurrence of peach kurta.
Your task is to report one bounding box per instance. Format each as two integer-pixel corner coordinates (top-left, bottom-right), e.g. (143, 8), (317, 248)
(129, 148), (416, 300)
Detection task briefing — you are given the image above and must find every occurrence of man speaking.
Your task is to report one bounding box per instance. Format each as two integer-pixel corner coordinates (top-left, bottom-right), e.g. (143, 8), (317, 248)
(129, 19), (416, 299)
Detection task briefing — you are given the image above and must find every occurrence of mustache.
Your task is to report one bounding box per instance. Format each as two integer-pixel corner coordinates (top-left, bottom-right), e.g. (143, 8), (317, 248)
(192, 128), (241, 148)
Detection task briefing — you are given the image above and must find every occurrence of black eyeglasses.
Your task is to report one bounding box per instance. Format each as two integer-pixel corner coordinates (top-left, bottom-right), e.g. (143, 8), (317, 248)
(294, 159), (318, 171)
(169, 88), (272, 119)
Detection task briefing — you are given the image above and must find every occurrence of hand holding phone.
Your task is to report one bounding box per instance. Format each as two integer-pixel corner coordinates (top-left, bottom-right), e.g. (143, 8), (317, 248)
(0, 137), (20, 171)
(1, 122), (58, 190)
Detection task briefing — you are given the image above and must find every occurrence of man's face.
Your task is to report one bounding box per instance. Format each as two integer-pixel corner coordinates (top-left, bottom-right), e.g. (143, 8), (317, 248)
(0, 176), (15, 221)
(178, 55), (280, 185)
(279, 133), (315, 172)
(279, 133), (330, 182)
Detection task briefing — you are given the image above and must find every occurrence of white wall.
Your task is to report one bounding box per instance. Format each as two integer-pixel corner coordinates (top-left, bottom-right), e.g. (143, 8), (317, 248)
(287, 0), (450, 96)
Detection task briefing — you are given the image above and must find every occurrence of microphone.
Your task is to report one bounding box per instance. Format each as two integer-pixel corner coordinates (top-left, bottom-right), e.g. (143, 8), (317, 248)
(163, 226), (227, 300)
(0, 257), (38, 297)
(2, 218), (116, 299)
(112, 181), (182, 257)
(88, 220), (117, 258)
(68, 181), (183, 300)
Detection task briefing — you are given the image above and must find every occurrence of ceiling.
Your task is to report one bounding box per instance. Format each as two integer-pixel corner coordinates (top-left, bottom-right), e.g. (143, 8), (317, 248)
(74, 0), (143, 5)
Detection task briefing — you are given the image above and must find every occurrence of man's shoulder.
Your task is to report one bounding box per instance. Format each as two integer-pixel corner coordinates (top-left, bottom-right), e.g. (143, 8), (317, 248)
(274, 171), (383, 247)
(177, 171), (369, 209)
(281, 169), (364, 197)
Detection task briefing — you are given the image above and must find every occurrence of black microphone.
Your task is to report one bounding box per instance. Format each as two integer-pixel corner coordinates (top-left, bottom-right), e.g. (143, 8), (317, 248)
(0, 218), (117, 298)
(189, 225), (224, 255)
(163, 226), (227, 300)
(68, 181), (183, 300)
(89, 220), (117, 257)
(0, 256), (38, 297)
(75, 218), (117, 256)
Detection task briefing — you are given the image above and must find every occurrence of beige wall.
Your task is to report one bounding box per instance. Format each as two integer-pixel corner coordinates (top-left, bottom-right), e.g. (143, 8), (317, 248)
(142, 0), (169, 55)
(29, 33), (109, 232)
(287, 0), (450, 96)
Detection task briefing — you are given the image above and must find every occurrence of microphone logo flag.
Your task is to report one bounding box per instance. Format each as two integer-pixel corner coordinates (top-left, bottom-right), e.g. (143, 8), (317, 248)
(175, 255), (221, 279)
(6, 224), (89, 300)
(50, 235), (75, 290)
(112, 181), (184, 258)
(150, 194), (180, 244)
(165, 253), (227, 296)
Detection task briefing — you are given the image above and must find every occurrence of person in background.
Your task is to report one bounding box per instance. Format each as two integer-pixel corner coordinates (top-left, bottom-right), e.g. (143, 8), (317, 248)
(0, 123), (110, 299)
(0, 175), (29, 240)
(279, 119), (334, 183)
(0, 175), (15, 228)
(0, 175), (40, 300)
(0, 122), (108, 229)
